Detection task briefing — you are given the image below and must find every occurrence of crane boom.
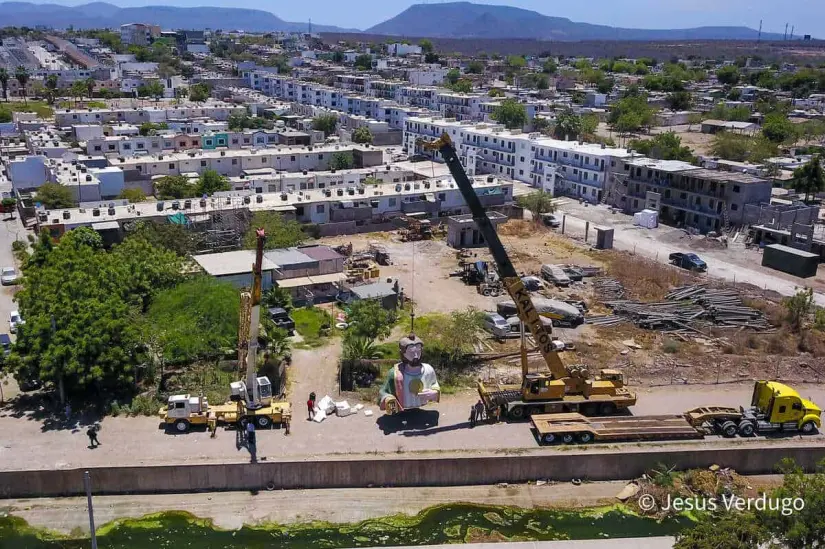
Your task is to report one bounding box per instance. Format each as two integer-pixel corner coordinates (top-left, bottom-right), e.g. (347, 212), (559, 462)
(419, 133), (568, 380)
(245, 228), (266, 407)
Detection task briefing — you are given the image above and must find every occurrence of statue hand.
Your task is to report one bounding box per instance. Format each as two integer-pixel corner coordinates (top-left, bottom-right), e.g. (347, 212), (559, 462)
(381, 395), (402, 414)
(418, 389), (439, 403)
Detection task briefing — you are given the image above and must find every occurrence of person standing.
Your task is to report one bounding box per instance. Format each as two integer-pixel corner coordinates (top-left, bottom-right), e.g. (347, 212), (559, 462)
(474, 400), (485, 425)
(246, 420), (256, 447)
(86, 425), (100, 448)
(307, 392), (316, 420)
(469, 404), (477, 427)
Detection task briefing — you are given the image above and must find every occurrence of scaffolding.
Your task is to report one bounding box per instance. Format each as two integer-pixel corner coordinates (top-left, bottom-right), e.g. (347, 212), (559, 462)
(186, 195), (252, 254)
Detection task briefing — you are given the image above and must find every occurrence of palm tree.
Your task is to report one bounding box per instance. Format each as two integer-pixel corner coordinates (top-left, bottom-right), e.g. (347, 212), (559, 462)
(84, 77), (95, 100)
(70, 80), (86, 106)
(14, 66), (29, 105)
(0, 68), (8, 102)
(343, 337), (381, 361)
(45, 74), (58, 105)
(793, 155), (825, 203)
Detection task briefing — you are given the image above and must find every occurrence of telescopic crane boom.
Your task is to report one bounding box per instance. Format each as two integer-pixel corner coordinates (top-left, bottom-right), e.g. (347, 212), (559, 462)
(418, 133), (568, 378)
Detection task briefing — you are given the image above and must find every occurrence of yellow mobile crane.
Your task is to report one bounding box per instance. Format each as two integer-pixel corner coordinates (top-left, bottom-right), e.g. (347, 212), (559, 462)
(160, 229), (291, 433)
(418, 134), (636, 420)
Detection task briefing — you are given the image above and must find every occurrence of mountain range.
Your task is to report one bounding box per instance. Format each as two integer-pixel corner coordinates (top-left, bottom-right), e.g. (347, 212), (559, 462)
(0, 1), (788, 41)
(0, 2), (356, 33)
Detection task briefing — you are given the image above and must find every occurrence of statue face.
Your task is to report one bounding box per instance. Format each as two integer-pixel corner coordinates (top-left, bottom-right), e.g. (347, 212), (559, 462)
(402, 342), (423, 363)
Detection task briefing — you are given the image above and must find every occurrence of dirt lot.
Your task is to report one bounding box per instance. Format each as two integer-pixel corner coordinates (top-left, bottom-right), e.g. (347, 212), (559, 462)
(596, 123), (715, 156)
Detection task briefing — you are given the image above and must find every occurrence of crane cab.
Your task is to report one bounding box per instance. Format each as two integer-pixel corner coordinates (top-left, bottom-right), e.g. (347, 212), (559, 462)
(597, 369), (626, 387)
(230, 376), (274, 407)
(522, 374), (565, 401)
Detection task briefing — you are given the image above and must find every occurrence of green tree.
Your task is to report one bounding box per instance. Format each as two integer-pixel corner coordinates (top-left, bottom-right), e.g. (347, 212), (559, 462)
(344, 298), (396, 342)
(35, 182), (75, 209)
(417, 308), (486, 369)
(448, 79), (473, 93)
(139, 122), (168, 136)
(581, 114), (599, 138)
(111, 233), (184, 312)
(118, 188), (147, 203)
(351, 126), (373, 144)
(154, 175), (195, 199)
(144, 277), (239, 364)
(466, 60), (484, 74)
(488, 88), (504, 97)
(262, 286), (293, 312)
(312, 114), (338, 136)
(188, 82), (209, 102)
(784, 288), (814, 331)
(716, 65), (741, 86)
(0, 68), (8, 101)
(342, 337), (381, 361)
(84, 76), (95, 99)
(418, 39), (433, 54)
(0, 106), (11, 123)
(674, 511), (768, 549)
(609, 94), (655, 133)
(44, 74), (58, 105)
(666, 91), (693, 111)
(552, 108), (582, 140)
(491, 98), (527, 130)
(145, 79), (164, 101)
(542, 59), (557, 74)
(243, 212), (305, 249)
(761, 112), (797, 144)
(507, 55), (526, 70)
(195, 169), (230, 196)
(445, 68), (460, 85)
(517, 190), (556, 221)
(424, 52), (439, 64)
(330, 151), (354, 170)
(760, 458), (825, 548)
(354, 54), (373, 71)
(14, 66), (29, 105)
(69, 80), (86, 104)
(126, 221), (195, 257)
(629, 132), (694, 162)
(792, 155), (825, 203)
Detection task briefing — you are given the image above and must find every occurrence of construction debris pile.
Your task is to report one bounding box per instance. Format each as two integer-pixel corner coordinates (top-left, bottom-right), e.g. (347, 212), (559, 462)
(588, 282), (771, 333)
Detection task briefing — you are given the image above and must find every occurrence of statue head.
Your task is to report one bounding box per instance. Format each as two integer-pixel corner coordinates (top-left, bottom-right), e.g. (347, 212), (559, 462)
(399, 334), (424, 366)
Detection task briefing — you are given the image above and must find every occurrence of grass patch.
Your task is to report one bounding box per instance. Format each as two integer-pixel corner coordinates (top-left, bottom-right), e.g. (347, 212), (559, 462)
(373, 341), (398, 359)
(1, 100), (54, 118)
(164, 361), (237, 407)
(661, 338), (681, 354)
(603, 251), (692, 301)
(293, 306), (333, 348)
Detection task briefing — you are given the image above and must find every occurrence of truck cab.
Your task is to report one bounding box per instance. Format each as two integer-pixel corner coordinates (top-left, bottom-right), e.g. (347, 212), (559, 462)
(749, 380), (821, 433)
(162, 395), (210, 432)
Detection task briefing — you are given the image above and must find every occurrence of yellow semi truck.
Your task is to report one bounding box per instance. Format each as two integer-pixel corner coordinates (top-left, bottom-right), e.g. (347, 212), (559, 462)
(532, 381), (820, 445)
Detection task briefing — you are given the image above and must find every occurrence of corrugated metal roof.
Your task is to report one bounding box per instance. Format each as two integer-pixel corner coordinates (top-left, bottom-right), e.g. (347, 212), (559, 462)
(193, 250), (277, 277)
(298, 245), (344, 262)
(265, 248), (317, 268)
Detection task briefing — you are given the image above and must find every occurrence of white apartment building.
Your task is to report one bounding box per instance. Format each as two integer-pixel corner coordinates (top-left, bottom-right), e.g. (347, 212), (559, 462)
(106, 143), (385, 180)
(403, 116), (633, 202)
(120, 23), (160, 47)
(407, 66), (449, 86)
(389, 43), (422, 57)
(54, 103), (246, 127)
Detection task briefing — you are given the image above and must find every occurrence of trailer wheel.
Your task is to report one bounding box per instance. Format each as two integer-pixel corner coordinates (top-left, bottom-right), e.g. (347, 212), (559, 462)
(599, 402), (617, 416)
(720, 421), (738, 438)
(562, 433), (575, 444)
(581, 403), (598, 417)
(256, 415), (272, 429)
(174, 419), (190, 433)
(543, 433), (557, 444)
(738, 421), (755, 437)
(508, 406), (526, 420)
(481, 288), (491, 296)
(578, 432), (594, 443)
(801, 421), (818, 435)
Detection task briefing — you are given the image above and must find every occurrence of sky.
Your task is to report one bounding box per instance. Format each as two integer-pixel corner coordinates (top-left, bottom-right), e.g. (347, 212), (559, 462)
(15, 0), (824, 34)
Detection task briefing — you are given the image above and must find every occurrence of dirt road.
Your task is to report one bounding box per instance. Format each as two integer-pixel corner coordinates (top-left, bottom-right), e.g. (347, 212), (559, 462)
(1, 383), (822, 471)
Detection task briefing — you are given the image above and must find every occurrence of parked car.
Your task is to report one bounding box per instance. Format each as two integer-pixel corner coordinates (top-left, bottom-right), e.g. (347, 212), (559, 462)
(540, 213), (561, 228)
(0, 333), (10, 355)
(669, 252), (707, 272)
(267, 307), (295, 336)
(561, 265), (584, 282)
(1, 266), (19, 285)
(540, 264), (571, 287)
(520, 276), (544, 292)
(8, 310), (24, 333)
(482, 312), (511, 338)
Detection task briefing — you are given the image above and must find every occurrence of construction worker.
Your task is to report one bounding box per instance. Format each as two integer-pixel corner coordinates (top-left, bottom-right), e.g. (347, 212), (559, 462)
(246, 420), (256, 447)
(474, 400), (485, 425)
(86, 425), (100, 448)
(307, 392), (316, 420)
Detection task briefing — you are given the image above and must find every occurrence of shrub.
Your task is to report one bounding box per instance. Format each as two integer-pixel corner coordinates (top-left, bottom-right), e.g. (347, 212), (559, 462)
(662, 338), (681, 354)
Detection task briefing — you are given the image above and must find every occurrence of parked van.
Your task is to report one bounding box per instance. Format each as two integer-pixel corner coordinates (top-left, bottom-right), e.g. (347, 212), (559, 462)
(540, 264), (571, 287)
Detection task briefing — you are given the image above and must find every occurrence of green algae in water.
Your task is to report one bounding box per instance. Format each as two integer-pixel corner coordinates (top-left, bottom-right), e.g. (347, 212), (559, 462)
(0, 503), (694, 549)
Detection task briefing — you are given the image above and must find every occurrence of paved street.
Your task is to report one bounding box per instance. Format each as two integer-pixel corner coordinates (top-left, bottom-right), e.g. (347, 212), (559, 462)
(1, 382), (823, 471)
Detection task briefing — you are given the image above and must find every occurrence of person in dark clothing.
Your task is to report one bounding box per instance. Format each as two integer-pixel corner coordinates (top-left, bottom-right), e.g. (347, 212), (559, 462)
(469, 404), (477, 427)
(246, 420), (256, 447)
(474, 400), (486, 424)
(87, 425), (100, 448)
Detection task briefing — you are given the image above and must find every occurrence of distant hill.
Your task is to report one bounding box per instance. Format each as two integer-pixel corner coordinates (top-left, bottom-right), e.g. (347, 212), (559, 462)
(0, 2), (355, 33)
(366, 2), (785, 41)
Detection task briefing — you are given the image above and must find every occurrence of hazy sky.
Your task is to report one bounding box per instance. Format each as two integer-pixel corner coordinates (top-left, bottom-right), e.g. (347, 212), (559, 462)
(20, 0), (823, 34)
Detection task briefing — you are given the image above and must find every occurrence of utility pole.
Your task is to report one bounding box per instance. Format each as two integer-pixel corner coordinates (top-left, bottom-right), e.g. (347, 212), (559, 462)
(784, 23), (788, 41)
(757, 20), (762, 43)
(790, 26), (794, 40)
(84, 471), (98, 549)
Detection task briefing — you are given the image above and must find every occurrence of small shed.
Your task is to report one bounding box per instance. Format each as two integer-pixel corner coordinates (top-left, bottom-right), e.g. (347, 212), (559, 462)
(762, 244), (818, 278)
(350, 279), (400, 310)
(446, 211), (508, 249)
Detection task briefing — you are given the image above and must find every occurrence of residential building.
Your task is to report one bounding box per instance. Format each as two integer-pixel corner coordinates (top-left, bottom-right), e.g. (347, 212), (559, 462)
(389, 43), (423, 56)
(120, 23), (161, 47)
(55, 103), (246, 127)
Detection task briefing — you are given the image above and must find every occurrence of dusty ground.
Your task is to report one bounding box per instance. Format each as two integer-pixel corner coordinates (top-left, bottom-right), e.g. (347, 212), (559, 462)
(595, 123), (714, 156)
(1, 382), (823, 471)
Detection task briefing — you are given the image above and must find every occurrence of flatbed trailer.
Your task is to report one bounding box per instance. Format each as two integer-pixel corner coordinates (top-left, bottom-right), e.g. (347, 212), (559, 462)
(479, 381), (637, 420)
(532, 413), (706, 444)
